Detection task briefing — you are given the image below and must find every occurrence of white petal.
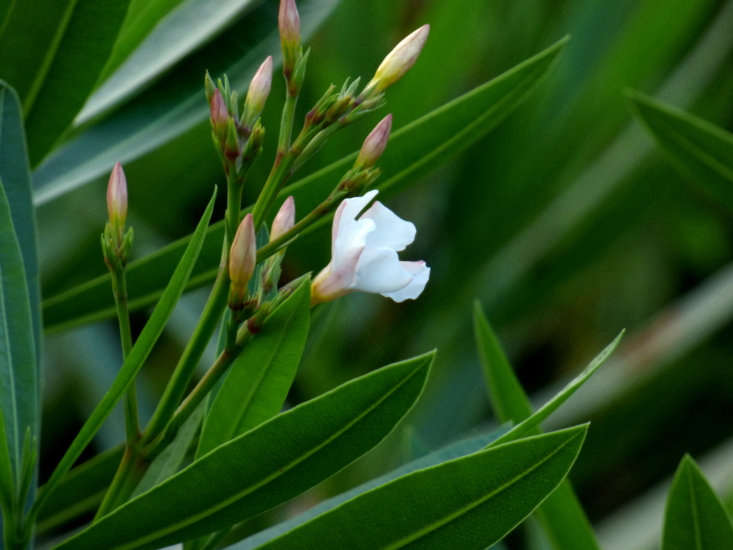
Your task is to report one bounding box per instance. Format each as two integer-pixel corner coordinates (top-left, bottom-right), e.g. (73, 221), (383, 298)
(381, 261), (430, 302)
(352, 247), (413, 294)
(361, 201), (416, 252)
(331, 190), (378, 269)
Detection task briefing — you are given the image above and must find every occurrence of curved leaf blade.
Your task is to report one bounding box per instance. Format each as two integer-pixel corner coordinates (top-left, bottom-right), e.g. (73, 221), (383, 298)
(37, 189), (216, 510)
(257, 425), (588, 550)
(79, 0), (261, 124)
(662, 455), (733, 550)
(32, 0), (340, 204)
(0, 0), (131, 165)
(628, 91), (733, 211)
(41, 37), (569, 333)
(55, 352), (434, 550)
(0, 184), (38, 480)
(198, 278), (311, 457)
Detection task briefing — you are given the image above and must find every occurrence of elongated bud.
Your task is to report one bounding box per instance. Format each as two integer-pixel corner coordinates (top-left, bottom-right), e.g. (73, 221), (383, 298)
(243, 56), (273, 127)
(106, 162), (128, 227)
(209, 88), (229, 143)
(366, 24), (429, 95)
(355, 114), (392, 170)
(279, 0), (301, 75)
(229, 214), (256, 306)
(271, 196), (296, 241)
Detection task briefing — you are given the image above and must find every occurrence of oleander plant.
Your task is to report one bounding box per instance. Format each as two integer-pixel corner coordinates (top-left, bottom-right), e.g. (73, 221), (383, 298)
(1, 0), (733, 549)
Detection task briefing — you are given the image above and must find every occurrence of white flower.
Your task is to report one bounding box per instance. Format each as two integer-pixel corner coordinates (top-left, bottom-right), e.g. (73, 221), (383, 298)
(311, 190), (430, 304)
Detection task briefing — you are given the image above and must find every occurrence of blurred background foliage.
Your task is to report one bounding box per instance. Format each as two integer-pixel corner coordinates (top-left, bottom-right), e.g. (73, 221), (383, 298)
(15, 0), (733, 547)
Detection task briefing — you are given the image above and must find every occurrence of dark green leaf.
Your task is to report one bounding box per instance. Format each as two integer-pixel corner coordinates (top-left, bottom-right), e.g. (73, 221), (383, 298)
(256, 426), (588, 550)
(55, 351), (434, 549)
(81, 0), (261, 123)
(37, 446), (123, 534)
(198, 278), (311, 457)
(0, 0), (131, 164)
(228, 427), (507, 549)
(0, 184), (38, 481)
(0, 82), (41, 370)
(662, 455), (733, 550)
(474, 303), (620, 550)
(628, 91), (733, 212)
(33, 0), (340, 204)
(41, 37), (569, 332)
(36, 189), (216, 512)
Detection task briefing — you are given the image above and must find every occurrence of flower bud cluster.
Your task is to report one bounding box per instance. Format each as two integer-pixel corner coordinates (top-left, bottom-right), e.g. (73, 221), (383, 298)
(101, 163), (134, 270)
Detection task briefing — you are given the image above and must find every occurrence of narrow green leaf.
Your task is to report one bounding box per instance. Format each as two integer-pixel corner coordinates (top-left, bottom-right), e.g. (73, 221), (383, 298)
(0, 82), (41, 371)
(37, 446), (123, 534)
(36, 189), (216, 514)
(474, 303), (621, 550)
(257, 426), (588, 550)
(198, 279), (311, 457)
(55, 351), (434, 550)
(0, 410), (14, 508)
(662, 455), (733, 550)
(0, 0), (131, 164)
(41, 37), (569, 333)
(0, 184), (38, 480)
(132, 402), (206, 498)
(32, 0), (340, 204)
(628, 90), (733, 211)
(80, 0), (261, 124)
(228, 427), (508, 549)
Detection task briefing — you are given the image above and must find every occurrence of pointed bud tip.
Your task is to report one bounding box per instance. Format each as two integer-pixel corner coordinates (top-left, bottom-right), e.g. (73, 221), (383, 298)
(229, 213), (257, 286)
(370, 24), (430, 93)
(356, 114), (393, 169)
(279, 0), (301, 44)
(106, 162), (128, 225)
(271, 196), (296, 241)
(244, 56), (274, 124)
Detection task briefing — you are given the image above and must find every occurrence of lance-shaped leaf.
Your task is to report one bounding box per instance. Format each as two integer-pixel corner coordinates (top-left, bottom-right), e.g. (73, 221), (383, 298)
(227, 427), (508, 549)
(41, 37), (569, 333)
(662, 455), (733, 550)
(32, 0), (340, 204)
(198, 278), (311, 457)
(35, 189), (216, 514)
(0, 0), (131, 164)
(628, 91), (733, 212)
(255, 425), (588, 550)
(0, 184), (38, 483)
(0, 82), (41, 362)
(474, 303), (619, 550)
(55, 352), (434, 550)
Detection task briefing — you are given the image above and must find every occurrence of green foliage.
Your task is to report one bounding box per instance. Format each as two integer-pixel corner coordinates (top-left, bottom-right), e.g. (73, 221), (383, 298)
(662, 455), (733, 550)
(198, 278), (311, 457)
(629, 91), (733, 211)
(257, 426), (588, 550)
(56, 352), (433, 549)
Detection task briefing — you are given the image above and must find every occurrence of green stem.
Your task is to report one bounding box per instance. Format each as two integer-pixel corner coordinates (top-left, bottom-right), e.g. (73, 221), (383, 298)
(92, 446), (147, 520)
(110, 270), (139, 443)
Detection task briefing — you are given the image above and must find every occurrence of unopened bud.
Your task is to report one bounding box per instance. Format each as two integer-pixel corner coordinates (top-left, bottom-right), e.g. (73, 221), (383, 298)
(229, 213), (257, 305)
(209, 89), (229, 143)
(224, 118), (240, 160)
(355, 114), (392, 170)
(366, 24), (429, 95)
(279, 0), (301, 75)
(271, 196), (296, 241)
(106, 162), (128, 227)
(243, 56), (273, 127)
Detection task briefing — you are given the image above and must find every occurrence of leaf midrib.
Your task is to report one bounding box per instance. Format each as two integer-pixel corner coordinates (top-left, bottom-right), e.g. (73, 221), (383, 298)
(687, 468), (704, 550)
(385, 432), (580, 549)
(0, 265), (19, 475)
(93, 361), (426, 550)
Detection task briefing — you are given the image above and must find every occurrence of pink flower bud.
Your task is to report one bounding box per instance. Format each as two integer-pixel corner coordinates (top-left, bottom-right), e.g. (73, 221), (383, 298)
(229, 213), (257, 296)
(271, 196), (296, 242)
(106, 162), (128, 227)
(279, 0), (301, 50)
(209, 88), (229, 142)
(367, 24), (429, 94)
(244, 56), (273, 126)
(355, 114), (392, 169)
